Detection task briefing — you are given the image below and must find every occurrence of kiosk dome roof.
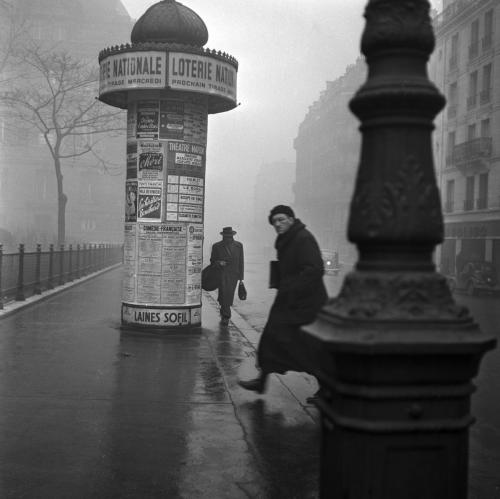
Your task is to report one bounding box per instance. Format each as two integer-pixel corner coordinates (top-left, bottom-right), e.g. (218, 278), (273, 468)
(131, 0), (208, 46)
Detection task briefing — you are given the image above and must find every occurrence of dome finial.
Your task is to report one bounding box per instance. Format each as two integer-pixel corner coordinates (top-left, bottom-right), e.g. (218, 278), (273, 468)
(131, 0), (209, 47)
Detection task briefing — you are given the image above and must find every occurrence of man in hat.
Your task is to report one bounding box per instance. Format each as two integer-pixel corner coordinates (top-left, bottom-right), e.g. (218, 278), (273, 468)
(238, 205), (327, 394)
(210, 227), (244, 326)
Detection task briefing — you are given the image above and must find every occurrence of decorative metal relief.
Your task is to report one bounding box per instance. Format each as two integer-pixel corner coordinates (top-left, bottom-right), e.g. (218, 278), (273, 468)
(327, 271), (471, 323)
(362, 0), (435, 55)
(349, 155), (443, 242)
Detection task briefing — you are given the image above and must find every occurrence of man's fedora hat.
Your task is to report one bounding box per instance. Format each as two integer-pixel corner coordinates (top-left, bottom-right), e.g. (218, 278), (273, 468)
(220, 226), (237, 235)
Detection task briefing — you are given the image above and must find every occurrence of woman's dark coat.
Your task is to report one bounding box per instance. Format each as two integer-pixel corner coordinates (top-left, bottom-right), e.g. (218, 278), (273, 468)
(257, 219), (327, 375)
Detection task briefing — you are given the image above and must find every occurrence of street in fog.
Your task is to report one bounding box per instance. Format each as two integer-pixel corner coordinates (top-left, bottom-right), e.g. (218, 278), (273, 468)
(0, 268), (321, 498)
(233, 257), (500, 499)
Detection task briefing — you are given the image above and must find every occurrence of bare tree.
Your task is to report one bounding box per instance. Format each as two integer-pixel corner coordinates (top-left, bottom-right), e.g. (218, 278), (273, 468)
(2, 45), (124, 244)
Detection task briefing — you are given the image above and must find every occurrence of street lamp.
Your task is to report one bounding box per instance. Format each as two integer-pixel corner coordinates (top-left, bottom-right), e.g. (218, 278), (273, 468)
(301, 1), (496, 497)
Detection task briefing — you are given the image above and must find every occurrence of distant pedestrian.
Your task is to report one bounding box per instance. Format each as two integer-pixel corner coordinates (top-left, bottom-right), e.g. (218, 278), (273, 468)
(210, 227), (244, 326)
(238, 205), (327, 394)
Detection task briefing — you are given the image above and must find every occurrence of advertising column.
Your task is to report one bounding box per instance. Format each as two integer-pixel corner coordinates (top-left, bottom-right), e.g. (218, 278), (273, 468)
(98, 44), (237, 329)
(122, 92), (208, 328)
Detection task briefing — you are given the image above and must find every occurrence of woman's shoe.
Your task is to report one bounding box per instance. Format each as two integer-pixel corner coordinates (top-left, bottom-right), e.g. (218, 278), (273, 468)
(238, 374), (267, 394)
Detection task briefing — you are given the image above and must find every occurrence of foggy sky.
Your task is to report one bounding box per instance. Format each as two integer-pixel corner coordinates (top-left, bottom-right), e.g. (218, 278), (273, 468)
(120, 0), (441, 246)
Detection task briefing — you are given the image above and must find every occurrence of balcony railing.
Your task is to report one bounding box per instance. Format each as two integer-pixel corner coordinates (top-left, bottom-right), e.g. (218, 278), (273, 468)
(451, 137), (492, 167)
(463, 198), (474, 211)
(434, 0), (481, 30)
(480, 88), (491, 105)
(444, 200), (454, 213)
(476, 197), (488, 210)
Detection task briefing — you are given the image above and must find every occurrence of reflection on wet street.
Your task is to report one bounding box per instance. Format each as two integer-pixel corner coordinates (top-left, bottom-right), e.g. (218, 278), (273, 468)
(0, 268), (319, 498)
(235, 261), (500, 499)
(455, 294), (500, 499)
(1, 263), (498, 498)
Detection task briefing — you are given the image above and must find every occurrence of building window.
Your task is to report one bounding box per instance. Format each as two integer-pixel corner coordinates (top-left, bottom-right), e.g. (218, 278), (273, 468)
(445, 179), (455, 213)
(449, 33), (459, 70)
(446, 131), (456, 165)
(477, 173), (488, 209)
(467, 71), (478, 109)
(469, 19), (479, 59)
(481, 118), (491, 137)
(480, 63), (492, 104)
(468, 123), (476, 140)
(464, 176), (475, 211)
(446, 130), (456, 165)
(447, 82), (458, 117)
(483, 10), (493, 50)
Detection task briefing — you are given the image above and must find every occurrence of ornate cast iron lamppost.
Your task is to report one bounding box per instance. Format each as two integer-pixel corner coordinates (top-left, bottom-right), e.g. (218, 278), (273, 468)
(301, 1), (496, 497)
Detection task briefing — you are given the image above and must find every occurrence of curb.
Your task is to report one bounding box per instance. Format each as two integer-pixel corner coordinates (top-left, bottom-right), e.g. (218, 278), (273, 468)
(206, 290), (319, 415)
(0, 263), (122, 320)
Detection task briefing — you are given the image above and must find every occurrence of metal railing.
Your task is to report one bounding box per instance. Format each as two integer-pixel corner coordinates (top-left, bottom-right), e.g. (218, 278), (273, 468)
(433, 0), (478, 30)
(452, 137), (492, 165)
(444, 200), (454, 213)
(0, 243), (123, 309)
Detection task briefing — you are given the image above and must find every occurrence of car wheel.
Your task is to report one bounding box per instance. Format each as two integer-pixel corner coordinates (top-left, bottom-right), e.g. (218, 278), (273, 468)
(466, 281), (475, 296)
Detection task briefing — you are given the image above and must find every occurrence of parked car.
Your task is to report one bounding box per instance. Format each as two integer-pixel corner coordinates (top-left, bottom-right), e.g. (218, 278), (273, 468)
(447, 261), (500, 296)
(321, 250), (340, 275)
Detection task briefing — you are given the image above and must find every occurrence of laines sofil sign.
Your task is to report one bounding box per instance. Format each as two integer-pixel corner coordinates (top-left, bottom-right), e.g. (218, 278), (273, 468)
(99, 50), (237, 105)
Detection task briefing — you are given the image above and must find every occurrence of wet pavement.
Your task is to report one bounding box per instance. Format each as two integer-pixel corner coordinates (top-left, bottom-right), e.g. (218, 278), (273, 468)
(0, 267), (320, 498)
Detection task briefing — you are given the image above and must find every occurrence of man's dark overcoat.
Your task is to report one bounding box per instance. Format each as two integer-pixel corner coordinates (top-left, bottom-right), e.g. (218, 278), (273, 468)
(210, 239), (244, 317)
(258, 219), (327, 374)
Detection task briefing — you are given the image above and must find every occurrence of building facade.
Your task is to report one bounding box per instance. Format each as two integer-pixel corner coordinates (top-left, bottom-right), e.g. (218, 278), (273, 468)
(250, 160), (295, 260)
(0, 0), (133, 248)
(293, 58), (366, 267)
(430, 0), (500, 277)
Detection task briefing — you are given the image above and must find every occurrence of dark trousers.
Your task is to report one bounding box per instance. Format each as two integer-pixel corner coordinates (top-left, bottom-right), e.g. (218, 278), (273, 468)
(218, 271), (238, 319)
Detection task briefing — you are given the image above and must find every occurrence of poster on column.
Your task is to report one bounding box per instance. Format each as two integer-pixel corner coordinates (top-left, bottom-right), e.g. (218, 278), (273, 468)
(127, 142), (138, 179)
(125, 181), (137, 222)
(135, 223), (188, 305)
(179, 176), (204, 222)
(122, 223), (137, 302)
(138, 180), (162, 221)
(159, 100), (184, 140)
(138, 141), (165, 181)
(137, 224), (163, 303)
(160, 224), (187, 304)
(127, 102), (136, 139)
(167, 141), (205, 177)
(166, 142), (205, 223)
(136, 100), (159, 139)
(186, 224), (203, 305)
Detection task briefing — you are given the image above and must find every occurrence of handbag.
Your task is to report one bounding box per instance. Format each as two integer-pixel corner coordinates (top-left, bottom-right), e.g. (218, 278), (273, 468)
(238, 281), (247, 300)
(201, 264), (221, 291)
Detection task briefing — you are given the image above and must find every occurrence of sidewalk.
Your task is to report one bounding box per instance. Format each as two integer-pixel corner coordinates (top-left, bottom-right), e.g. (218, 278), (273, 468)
(0, 266), (320, 499)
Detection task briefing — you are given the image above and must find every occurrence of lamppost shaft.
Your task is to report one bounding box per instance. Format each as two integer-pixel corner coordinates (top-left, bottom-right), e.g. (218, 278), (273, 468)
(301, 1), (496, 497)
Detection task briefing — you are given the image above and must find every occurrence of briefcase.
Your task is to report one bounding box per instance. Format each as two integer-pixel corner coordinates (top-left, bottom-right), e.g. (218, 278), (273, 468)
(201, 264), (221, 291)
(269, 260), (280, 289)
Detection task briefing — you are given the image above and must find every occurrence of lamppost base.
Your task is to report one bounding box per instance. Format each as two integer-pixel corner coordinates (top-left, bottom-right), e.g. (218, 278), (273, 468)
(300, 300), (495, 499)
